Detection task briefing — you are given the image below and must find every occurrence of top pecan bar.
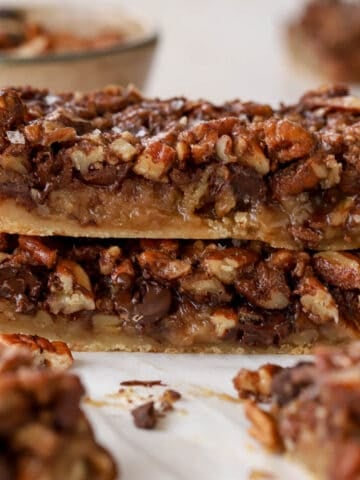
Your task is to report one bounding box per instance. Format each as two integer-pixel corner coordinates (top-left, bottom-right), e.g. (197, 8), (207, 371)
(0, 84), (359, 249)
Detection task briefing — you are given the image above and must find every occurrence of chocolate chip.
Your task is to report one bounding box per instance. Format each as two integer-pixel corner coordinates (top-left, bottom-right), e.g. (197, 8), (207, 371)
(131, 401), (158, 429)
(0, 266), (42, 313)
(271, 362), (315, 406)
(238, 309), (293, 347)
(82, 163), (131, 187)
(132, 281), (172, 323)
(230, 164), (267, 208)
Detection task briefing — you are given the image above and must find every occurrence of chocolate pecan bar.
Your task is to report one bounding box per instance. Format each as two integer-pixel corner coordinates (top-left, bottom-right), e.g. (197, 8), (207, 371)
(0, 341), (117, 479)
(0, 233), (359, 352)
(234, 342), (360, 479)
(0, 85), (359, 249)
(288, 0), (360, 83)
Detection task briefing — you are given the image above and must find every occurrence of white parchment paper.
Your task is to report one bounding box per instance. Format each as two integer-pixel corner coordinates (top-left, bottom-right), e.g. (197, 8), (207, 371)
(74, 353), (311, 480)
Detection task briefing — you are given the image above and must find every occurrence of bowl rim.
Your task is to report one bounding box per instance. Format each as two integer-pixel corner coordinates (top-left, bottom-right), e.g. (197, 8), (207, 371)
(0, 8), (159, 65)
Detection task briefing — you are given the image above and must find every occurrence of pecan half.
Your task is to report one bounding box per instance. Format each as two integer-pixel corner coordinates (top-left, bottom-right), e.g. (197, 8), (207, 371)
(235, 262), (290, 310)
(314, 251), (360, 290)
(137, 250), (191, 281)
(48, 260), (95, 315)
(297, 273), (339, 324)
(18, 236), (57, 268)
(203, 247), (258, 284)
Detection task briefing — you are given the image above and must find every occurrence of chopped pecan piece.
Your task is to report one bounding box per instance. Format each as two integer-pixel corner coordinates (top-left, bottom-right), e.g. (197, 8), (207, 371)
(179, 273), (231, 303)
(0, 147), (30, 174)
(133, 141), (175, 181)
(99, 246), (122, 276)
(264, 118), (314, 163)
(70, 143), (105, 175)
(210, 308), (238, 338)
(233, 364), (283, 400)
(297, 273), (339, 324)
(109, 132), (138, 162)
(234, 135), (270, 175)
(271, 154), (341, 199)
(314, 251), (360, 290)
(48, 260), (95, 315)
(203, 247), (258, 284)
(137, 250), (191, 281)
(235, 262), (290, 310)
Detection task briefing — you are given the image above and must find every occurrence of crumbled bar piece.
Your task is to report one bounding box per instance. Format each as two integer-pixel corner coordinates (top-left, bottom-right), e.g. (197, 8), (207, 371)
(160, 389), (182, 411)
(0, 342), (117, 479)
(234, 342), (360, 480)
(0, 234), (359, 352)
(131, 401), (158, 430)
(287, 0), (360, 82)
(0, 86), (359, 249)
(0, 333), (73, 369)
(233, 364), (283, 401)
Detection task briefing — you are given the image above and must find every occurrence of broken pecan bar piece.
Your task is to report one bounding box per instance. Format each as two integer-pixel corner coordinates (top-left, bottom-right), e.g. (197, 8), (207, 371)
(0, 342), (117, 479)
(0, 234), (359, 352)
(0, 333), (73, 369)
(287, 0), (360, 82)
(0, 85), (359, 249)
(234, 342), (360, 479)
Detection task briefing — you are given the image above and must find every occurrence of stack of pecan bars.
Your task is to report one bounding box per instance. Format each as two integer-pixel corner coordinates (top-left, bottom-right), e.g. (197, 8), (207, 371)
(0, 84), (359, 352)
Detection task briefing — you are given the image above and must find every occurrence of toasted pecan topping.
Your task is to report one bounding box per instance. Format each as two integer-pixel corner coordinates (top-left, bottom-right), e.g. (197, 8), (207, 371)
(0, 85), (358, 249)
(0, 334), (73, 369)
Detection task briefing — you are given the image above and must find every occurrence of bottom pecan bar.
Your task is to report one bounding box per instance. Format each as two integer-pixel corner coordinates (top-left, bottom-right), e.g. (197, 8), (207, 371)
(234, 343), (360, 479)
(0, 234), (359, 352)
(0, 341), (117, 479)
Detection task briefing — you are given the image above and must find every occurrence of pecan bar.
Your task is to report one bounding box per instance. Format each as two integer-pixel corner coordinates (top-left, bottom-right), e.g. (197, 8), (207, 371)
(288, 0), (360, 83)
(0, 234), (359, 352)
(0, 341), (117, 479)
(0, 85), (359, 249)
(234, 342), (360, 479)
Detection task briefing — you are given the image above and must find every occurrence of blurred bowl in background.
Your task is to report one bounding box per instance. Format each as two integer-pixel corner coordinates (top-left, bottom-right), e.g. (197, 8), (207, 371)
(0, 4), (158, 92)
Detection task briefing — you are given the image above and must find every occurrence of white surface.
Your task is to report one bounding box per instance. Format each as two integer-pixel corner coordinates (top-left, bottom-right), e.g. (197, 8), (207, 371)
(74, 353), (310, 480)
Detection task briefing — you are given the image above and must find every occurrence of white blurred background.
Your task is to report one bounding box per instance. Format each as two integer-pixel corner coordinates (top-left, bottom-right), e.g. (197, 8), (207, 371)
(3, 0), (345, 104)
